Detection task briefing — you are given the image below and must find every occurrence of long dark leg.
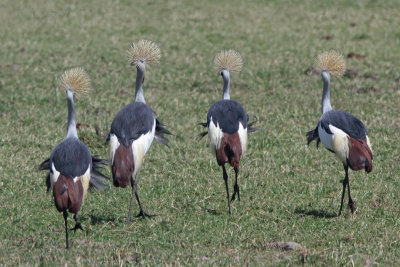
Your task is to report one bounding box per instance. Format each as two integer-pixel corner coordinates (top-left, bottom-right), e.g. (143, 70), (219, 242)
(126, 175), (137, 223)
(71, 213), (83, 231)
(338, 164), (348, 216)
(135, 191), (156, 218)
(63, 210), (69, 249)
(222, 165), (231, 214)
(347, 171), (356, 213)
(231, 166), (240, 202)
(131, 172), (156, 218)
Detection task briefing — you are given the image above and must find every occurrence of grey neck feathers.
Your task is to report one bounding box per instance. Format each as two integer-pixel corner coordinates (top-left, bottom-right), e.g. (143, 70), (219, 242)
(321, 71), (332, 114)
(66, 89), (78, 138)
(221, 69), (230, 100)
(135, 62), (146, 103)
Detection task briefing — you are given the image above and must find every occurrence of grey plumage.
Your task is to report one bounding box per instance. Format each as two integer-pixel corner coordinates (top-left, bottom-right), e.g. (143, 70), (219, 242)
(50, 138), (91, 178)
(307, 110), (368, 150)
(110, 102), (171, 148)
(207, 100), (247, 133)
(39, 139), (109, 192)
(198, 107), (259, 138)
(319, 110), (368, 140)
(110, 102), (156, 147)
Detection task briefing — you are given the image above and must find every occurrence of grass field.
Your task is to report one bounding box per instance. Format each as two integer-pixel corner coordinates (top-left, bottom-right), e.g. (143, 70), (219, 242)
(1, 0), (400, 265)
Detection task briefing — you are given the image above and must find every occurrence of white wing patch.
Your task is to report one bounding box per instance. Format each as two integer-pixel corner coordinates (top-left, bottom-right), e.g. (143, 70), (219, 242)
(50, 163), (60, 186)
(208, 117), (224, 152)
(318, 123), (334, 151)
(366, 135), (372, 153)
(80, 166), (91, 202)
(109, 134), (120, 165)
(238, 122), (248, 154)
(319, 123), (350, 164)
(131, 120), (156, 176)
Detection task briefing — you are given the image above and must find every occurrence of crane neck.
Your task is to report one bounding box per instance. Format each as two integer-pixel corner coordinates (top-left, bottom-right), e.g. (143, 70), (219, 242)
(134, 63), (146, 104)
(221, 69), (230, 100)
(66, 89), (78, 139)
(321, 70), (332, 114)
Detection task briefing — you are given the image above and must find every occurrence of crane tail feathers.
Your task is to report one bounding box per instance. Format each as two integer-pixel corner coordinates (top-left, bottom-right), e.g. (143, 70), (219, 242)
(306, 126), (320, 147)
(39, 158), (50, 171)
(39, 158), (52, 192)
(197, 122), (209, 139)
(102, 132), (111, 144)
(155, 119), (172, 147)
(247, 114), (261, 133)
(198, 131), (208, 139)
(90, 156), (110, 192)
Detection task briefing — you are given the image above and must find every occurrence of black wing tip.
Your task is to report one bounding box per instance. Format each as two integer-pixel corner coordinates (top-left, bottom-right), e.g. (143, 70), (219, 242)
(247, 114), (261, 133)
(90, 155), (111, 192)
(197, 131), (208, 139)
(155, 136), (170, 147)
(155, 119), (173, 147)
(102, 132), (111, 144)
(306, 126), (320, 148)
(197, 122), (208, 139)
(38, 158), (50, 171)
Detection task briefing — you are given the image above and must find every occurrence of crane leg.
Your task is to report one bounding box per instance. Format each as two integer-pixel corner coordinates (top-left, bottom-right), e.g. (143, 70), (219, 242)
(127, 172), (156, 219)
(135, 190), (156, 218)
(347, 172), (356, 213)
(71, 213), (83, 231)
(222, 165), (231, 214)
(63, 210), (69, 249)
(126, 175), (137, 223)
(231, 166), (240, 202)
(338, 165), (348, 216)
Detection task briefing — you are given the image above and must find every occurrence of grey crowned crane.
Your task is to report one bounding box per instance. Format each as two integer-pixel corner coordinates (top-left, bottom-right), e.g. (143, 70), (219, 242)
(200, 50), (258, 214)
(39, 68), (109, 248)
(107, 40), (171, 222)
(307, 51), (373, 216)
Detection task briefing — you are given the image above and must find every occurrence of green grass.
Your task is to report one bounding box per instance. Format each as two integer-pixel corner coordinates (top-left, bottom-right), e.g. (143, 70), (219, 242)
(1, 0), (400, 265)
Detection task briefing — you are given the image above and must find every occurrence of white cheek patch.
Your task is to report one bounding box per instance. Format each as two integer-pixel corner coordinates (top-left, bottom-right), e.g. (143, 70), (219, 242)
(50, 163), (60, 186)
(109, 134), (120, 165)
(208, 117), (224, 151)
(73, 177), (78, 183)
(238, 123), (248, 154)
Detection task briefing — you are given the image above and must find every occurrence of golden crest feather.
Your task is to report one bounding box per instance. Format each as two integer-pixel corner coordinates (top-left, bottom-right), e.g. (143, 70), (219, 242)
(127, 40), (161, 67)
(214, 50), (243, 73)
(59, 67), (91, 95)
(315, 50), (346, 77)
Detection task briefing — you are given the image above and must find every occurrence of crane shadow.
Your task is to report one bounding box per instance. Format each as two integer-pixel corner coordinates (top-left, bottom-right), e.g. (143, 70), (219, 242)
(88, 214), (119, 225)
(294, 207), (337, 218)
(205, 208), (221, 216)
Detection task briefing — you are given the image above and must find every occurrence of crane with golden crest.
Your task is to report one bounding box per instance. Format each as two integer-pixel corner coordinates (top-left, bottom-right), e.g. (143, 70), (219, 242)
(307, 51), (373, 216)
(107, 40), (171, 222)
(39, 68), (109, 248)
(199, 50), (258, 214)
